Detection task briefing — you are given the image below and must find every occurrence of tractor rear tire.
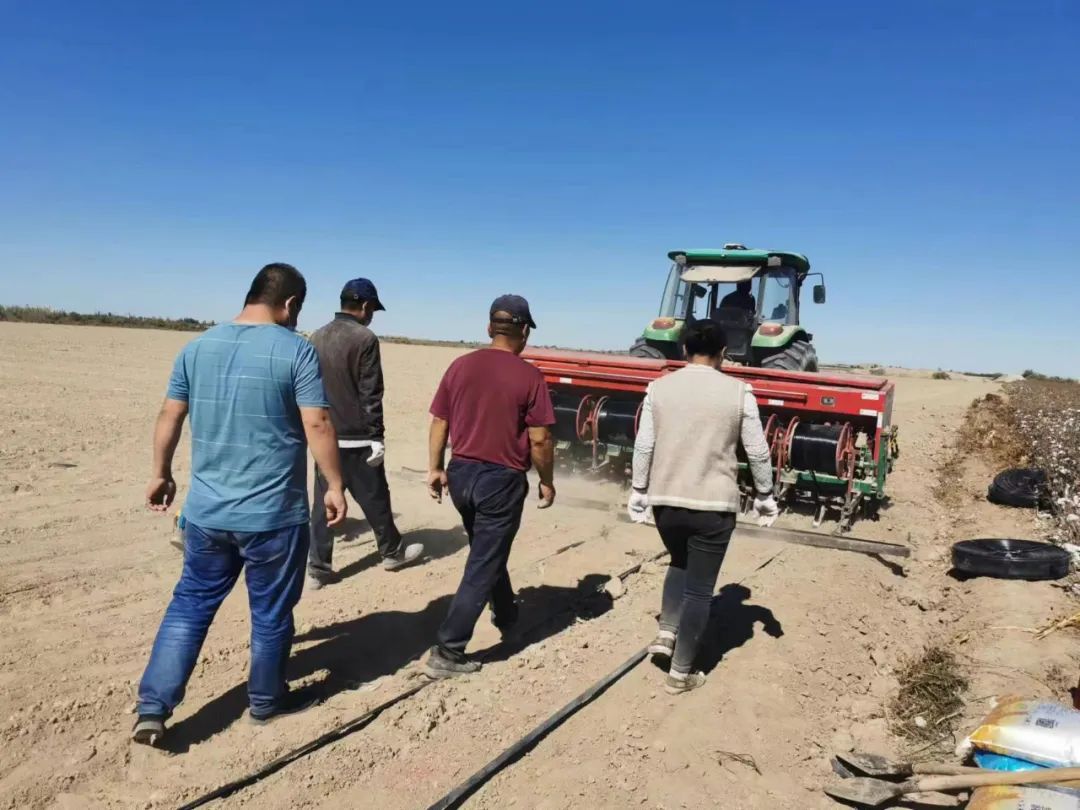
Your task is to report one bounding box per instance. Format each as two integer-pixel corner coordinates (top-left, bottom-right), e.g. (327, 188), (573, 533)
(629, 340), (665, 360)
(761, 340), (818, 372)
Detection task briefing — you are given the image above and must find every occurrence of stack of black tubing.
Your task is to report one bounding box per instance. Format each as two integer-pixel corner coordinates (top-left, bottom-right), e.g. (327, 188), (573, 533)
(788, 423), (844, 476)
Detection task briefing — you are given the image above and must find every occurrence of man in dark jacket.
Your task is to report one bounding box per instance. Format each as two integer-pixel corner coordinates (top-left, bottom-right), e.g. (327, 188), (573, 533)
(307, 278), (422, 588)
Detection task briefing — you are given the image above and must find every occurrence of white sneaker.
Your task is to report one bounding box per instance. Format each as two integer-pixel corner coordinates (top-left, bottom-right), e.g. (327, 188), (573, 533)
(306, 574), (327, 591)
(383, 542), (424, 571)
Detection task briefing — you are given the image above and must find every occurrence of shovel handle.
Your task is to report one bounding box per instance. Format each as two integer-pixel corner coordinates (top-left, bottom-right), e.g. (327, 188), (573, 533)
(912, 763), (987, 776)
(918, 766), (1080, 792)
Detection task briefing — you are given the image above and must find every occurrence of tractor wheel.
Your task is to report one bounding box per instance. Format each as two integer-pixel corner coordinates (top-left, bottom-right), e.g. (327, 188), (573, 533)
(629, 339), (665, 360)
(761, 340), (818, 372)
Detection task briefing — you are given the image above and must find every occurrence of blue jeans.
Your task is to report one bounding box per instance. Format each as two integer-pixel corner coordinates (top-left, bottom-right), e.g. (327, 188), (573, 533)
(436, 459), (528, 661)
(137, 521), (309, 718)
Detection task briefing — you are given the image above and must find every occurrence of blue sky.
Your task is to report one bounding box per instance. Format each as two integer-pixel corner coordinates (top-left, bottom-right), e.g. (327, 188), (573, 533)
(1, 1), (1078, 375)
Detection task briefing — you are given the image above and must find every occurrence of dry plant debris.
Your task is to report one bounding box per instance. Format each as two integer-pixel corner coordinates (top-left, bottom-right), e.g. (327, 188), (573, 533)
(889, 646), (969, 743)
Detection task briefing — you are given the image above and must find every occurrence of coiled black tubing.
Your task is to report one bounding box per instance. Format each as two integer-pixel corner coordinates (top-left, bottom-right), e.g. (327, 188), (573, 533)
(788, 423), (844, 475)
(595, 399), (639, 446)
(550, 392), (640, 445)
(551, 391), (586, 442)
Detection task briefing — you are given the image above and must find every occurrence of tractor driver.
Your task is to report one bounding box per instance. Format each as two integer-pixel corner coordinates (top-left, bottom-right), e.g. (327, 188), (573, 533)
(717, 281), (755, 315)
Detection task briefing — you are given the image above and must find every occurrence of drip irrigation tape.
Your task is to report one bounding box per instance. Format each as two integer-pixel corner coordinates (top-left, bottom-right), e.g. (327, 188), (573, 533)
(788, 423), (844, 475)
(425, 648), (648, 810)
(425, 548), (785, 809)
(172, 531), (652, 807)
(176, 680), (431, 810)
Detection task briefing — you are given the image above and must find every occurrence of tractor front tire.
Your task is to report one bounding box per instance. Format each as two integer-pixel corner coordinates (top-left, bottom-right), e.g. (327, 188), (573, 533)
(629, 340), (666, 360)
(761, 340), (818, 372)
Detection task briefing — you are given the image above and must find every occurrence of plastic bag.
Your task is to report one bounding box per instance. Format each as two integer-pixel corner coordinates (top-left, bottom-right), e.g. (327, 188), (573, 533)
(968, 785), (1080, 810)
(960, 697), (1080, 767)
(975, 750), (1048, 772)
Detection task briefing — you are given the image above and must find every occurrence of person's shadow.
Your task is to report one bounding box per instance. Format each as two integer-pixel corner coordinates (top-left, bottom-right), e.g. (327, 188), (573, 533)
(158, 574), (610, 753)
(694, 583), (783, 674)
(477, 574), (613, 663)
(326, 526), (470, 583)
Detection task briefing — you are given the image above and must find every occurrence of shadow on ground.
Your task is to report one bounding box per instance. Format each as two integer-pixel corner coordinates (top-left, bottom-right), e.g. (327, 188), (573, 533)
(158, 574), (608, 753)
(328, 526), (470, 584)
(477, 574), (614, 664)
(694, 583), (784, 675)
(332, 513), (401, 542)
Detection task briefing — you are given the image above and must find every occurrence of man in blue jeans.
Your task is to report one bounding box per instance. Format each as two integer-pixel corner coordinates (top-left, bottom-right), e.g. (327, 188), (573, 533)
(132, 263), (348, 746)
(424, 295), (556, 678)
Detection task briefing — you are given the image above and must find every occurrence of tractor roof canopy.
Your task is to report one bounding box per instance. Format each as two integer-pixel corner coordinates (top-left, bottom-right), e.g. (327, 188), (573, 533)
(668, 248), (811, 276)
(680, 265), (761, 283)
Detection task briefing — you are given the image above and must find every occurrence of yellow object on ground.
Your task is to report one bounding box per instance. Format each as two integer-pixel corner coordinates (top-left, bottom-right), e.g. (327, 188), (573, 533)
(968, 785), (1080, 809)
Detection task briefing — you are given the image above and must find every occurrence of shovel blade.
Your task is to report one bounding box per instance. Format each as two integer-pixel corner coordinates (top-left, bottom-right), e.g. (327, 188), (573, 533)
(835, 752), (910, 777)
(823, 776), (904, 807)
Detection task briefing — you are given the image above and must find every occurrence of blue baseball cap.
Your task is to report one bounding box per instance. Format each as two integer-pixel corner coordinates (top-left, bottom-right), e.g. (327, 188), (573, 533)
(490, 294), (536, 329)
(340, 278), (385, 311)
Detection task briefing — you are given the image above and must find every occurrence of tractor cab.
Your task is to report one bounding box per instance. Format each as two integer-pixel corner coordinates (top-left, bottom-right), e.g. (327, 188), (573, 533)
(629, 245), (826, 372)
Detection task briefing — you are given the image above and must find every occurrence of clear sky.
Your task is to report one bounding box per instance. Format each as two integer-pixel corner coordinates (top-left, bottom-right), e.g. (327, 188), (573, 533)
(2, 1), (1078, 375)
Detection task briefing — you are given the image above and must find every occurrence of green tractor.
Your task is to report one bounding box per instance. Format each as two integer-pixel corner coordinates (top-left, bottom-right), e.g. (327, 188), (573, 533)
(629, 244), (827, 372)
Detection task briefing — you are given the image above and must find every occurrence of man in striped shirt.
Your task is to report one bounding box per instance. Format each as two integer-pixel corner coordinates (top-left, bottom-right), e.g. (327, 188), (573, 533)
(132, 263), (347, 746)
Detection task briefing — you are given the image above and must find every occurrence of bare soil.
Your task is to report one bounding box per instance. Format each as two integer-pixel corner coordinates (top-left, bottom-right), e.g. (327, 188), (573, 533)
(2, 322), (1078, 810)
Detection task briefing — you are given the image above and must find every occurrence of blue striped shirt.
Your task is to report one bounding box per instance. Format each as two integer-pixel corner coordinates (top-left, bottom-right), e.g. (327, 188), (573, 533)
(167, 323), (328, 531)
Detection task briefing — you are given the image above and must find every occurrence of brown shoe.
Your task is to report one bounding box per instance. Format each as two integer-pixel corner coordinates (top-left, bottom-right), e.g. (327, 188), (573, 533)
(664, 671), (706, 695)
(647, 631), (675, 659)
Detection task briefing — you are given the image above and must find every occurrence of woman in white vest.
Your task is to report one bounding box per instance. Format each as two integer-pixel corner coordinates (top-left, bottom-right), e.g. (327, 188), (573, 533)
(628, 318), (779, 694)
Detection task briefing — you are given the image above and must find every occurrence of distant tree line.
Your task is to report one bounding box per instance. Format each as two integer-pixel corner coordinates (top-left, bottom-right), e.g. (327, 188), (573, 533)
(0, 305), (214, 332)
(1022, 368), (1077, 384)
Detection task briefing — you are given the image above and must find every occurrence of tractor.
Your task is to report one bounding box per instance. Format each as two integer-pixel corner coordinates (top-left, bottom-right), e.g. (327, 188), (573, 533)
(628, 244), (827, 372)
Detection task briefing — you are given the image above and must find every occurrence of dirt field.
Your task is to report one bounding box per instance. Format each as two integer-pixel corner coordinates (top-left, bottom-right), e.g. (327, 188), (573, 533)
(2, 322), (1078, 810)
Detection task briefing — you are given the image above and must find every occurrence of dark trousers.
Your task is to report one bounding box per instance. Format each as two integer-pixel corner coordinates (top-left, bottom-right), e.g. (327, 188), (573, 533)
(309, 446), (402, 576)
(437, 459), (528, 661)
(653, 506), (736, 674)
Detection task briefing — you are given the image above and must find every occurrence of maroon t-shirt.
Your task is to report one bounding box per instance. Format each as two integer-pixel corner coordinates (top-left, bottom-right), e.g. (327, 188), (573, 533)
(430, 349), (556, 471)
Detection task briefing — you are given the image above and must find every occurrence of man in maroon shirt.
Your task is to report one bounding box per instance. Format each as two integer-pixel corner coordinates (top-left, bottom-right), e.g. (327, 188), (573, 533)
(424, 295), (556, 678)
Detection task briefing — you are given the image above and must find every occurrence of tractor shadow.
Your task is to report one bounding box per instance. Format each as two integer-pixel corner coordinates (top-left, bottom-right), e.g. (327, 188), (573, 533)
(157, 575), (609, 753)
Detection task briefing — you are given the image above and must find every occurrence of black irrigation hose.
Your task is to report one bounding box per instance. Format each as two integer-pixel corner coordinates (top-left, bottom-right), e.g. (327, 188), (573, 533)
(789, 423), (845, 476)
(987, 467), (1047, 508)
(176, 681), (431, 810)
(424, 549), (785, 810)
(425, 647), (649, 810)
(173, 546), (663, 808)
(173, 530), (784, 809)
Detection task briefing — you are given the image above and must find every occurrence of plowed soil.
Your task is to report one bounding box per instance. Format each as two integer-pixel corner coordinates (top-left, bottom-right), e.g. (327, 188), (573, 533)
(1, 322), (1076, 810)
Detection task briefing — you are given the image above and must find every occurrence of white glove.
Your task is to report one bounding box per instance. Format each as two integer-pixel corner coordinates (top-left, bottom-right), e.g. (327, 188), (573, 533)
(366, 441), (386, 467)
(752, 494), (779, 527)
(627, 490), (650, 524)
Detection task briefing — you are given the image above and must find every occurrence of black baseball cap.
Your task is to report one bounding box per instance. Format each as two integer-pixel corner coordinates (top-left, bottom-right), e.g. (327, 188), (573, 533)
(340, 278), (386, 311)
(490, 294), (536, 329)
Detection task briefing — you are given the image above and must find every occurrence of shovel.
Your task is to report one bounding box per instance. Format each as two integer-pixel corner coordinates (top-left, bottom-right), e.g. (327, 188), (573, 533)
(824, 764), (1080, 807)
(835, 751), (983, 777)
